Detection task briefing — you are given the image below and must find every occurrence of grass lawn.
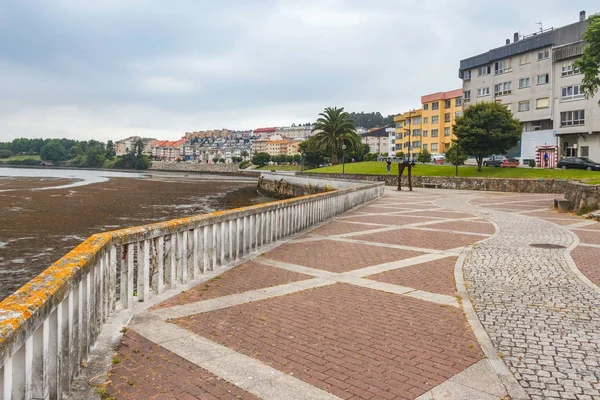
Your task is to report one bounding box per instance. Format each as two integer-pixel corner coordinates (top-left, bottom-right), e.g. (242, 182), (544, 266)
(2, 154), (41, 162)
(257, 165), (302, 171)
(307, 161), (600, 182)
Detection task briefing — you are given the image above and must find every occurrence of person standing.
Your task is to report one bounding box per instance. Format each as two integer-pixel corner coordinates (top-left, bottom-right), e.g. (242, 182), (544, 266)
(544, 152), (549, 168)
(386, 159), (392, 175)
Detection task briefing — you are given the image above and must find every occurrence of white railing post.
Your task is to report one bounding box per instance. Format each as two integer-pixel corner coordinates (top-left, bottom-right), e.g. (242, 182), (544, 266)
(166, 235), (176, 287)
(138, 240), (150, 301)
(32, 319), (49, 400)
(156, 237), (165, 294)
(228, 220), (234, 261)
(220, 222), (226, 265)
(3, 356), (12, 400)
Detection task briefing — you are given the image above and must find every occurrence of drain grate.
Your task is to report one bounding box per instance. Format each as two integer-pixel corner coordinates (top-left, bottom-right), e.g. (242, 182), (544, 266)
(530, 243), (566, 249)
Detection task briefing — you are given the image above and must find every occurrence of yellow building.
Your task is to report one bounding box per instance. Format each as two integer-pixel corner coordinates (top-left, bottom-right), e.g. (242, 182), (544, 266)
(420, 89), (463, 154)
(393, 109), (422, 159)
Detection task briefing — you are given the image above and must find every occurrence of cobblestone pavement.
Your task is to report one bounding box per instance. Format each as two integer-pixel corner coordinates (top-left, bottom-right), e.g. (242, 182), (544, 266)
(438, 193), (600, 400)
(103, 188), (600, 400)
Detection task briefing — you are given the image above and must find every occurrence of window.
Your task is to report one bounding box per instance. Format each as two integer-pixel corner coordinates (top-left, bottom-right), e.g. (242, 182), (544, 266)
(561, 60), (581, 76)
(536, 97), (549, 109)
(423, 144), (428, 151)
(431, 143), (438, 152)
(431, 129), (439, 138)
(412, 141), (421, 148)
(477, 87), (490, 97)
(560, 110), (585, 126)
(455, 111), (463, 118)
(431, 115), (439, 124)
(412, 117), (421, 125)
(444, 127), (450, 136)
(561, 85), (584, 101)
(494, 59), (512, 74)
(518, 101), (530, 112)
(478, 65), (491, 76)
(494, 81), (512, 97)
(432, 101), (439, 110)
(519, 53), (531, 65)
(445, 99), (451, 108)
(537, 49), (550, 60)
(581, 146), (589, 157)
(404, 120), (409, 127)
(412, 129), (421, 136)
(423, 130), (428, 137)
(424, 104), (429, 110)
(464, 90), (471, 100)
(423, 117), (428, 124)
(444, 113), (451, 122)
(455, 97), (462, 107)
(537, 73), (549, 85)
(519, 77), (530, 88)
(395, 122), (403, 128)
(463, 70), (472, 80)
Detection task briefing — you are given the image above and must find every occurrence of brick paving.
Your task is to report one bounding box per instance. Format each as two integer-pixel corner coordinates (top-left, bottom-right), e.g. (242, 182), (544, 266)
(367, 256), (458, 296)
(106, 330), (257, 400)
(263, 239), (427, 273)
(173, 283), (483, 400)
(104, 188), (600, 400)
(152, 261), (312, 309)
(351, 228), (486, 250)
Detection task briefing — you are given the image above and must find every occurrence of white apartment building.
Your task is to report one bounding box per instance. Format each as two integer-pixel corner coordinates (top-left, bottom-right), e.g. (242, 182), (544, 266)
(459, 11), (600, 164)
(361, 127), (392, 155)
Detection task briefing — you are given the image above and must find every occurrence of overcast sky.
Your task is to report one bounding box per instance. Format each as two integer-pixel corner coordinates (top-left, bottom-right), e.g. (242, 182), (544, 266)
(1, 1), (597, 142)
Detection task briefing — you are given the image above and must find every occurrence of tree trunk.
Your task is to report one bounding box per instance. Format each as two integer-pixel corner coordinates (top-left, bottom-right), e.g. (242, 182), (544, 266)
(331, 153), (339, 165)
(476, 156), (483, 172)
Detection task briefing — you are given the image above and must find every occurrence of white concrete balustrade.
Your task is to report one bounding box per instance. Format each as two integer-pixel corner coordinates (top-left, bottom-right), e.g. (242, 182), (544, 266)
(0, 176), (383, 400)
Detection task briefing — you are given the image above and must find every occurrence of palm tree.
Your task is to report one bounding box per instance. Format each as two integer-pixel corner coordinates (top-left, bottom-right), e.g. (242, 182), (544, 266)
(311, 107), (359, 164)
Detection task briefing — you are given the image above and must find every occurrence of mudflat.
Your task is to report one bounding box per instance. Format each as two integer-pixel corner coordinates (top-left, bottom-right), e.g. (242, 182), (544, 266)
(0, 174), (269, 300)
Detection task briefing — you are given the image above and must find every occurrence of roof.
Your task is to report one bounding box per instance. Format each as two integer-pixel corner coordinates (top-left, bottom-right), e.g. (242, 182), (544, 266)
(393, 109), (423, 122)
(421, 89), (462, 104)
(361, 126), (394, 137)
(253, 127), (278, 133)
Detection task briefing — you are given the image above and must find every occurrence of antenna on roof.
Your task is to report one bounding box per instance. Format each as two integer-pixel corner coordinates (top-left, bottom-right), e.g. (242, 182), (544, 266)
(536, 21), (543, 32)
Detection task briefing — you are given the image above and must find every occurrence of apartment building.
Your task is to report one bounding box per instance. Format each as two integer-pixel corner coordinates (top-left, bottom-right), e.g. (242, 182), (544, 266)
(152, 139), (188, 161)
(394, 110), (422, 159)
(251, 136), (300, 156)
(114, 136), (156, 156)
(459, 11), (600, 164)
(421, 89), (463, 154)
(361, 127), (392, 155)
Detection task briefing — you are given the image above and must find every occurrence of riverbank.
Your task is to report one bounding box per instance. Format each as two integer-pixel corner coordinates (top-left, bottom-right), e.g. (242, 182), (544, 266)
(0, 174), (270, 300)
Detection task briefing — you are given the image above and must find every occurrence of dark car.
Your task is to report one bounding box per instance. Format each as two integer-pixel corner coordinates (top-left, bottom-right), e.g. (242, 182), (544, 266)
(557, 157), (600, 171)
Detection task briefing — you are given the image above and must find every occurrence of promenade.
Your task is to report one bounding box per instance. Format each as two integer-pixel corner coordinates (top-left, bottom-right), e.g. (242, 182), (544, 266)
(101, 188), (600, 400)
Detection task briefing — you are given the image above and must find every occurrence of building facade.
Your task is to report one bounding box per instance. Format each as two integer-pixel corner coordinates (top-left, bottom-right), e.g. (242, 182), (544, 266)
(458, 11), (600, 163)
(421, 89), (463, 154)
(394, 110), (422, 159)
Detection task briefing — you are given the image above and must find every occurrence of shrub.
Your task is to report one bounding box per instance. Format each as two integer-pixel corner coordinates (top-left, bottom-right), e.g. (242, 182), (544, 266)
(528, 159), (536, 168)
(0, 149), (13, 158)
(417, 149), (432, 163)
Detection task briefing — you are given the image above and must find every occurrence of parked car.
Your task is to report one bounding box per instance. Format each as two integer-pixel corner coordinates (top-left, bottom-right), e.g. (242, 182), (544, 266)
(431, 153), (446, 164)
(482, 155), (519, 167)
(557, 157), (600, 171)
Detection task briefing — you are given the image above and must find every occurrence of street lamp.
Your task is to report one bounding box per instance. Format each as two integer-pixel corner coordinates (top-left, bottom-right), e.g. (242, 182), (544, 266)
(342, 144), (347, 175)
(301, 151), (305, 171)
(455, 142), (459, 177)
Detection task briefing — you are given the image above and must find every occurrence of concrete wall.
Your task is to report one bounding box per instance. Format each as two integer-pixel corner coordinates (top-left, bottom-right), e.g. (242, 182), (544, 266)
(521, 129), (556, 165)
(149, 161), (241, 173)
(298, 172), (571, 194)
(563, 182), (600, 214)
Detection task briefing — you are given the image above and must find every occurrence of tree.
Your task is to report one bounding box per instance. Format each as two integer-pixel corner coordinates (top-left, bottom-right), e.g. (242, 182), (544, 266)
(312, 107), (360, 164)
(445, 143), (468, 165)
(0, 149), (13, 158)
(575, 14), (600, 98)
(251, 152), (271, 167)
(298, 137), (328, 169)
(212, 157), (220, 163)
(417, 149), (432, 163)
(453, 102), (521, 172)
(395, 151), (404, 158)
(240, 150), (249, 160)
(105, 140), (115, 160)
(40, 141), (68, 164)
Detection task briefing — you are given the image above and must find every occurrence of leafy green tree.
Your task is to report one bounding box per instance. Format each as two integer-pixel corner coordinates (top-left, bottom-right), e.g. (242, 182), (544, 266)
(417, 149), (432, 163)
(0, 149), (13, 158)
(575, 14), (600, 98)
(292, 154), (302, 163)
(231, 156), (243, 163)
(453, 102), (521, 172)
(286, 155), (295, 163)
(312, 106), (360, 164)
(240, 150), (249, 160)
(251, 152), (271, 167)
(40, 141), (68, 164)
(395, 151), (404, 158)
(298, 137), (329, 168)
(85, 147), (105, 168)
(105, 140), (115, 160)
(445, 143), (468, 165)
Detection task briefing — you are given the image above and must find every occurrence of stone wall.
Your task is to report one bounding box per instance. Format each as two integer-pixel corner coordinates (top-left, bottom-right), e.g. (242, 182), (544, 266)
(149, 161), (241, 173)
(258, 176), (333, 199)
(298, 172), (571, 194)
(563, 182), (600, 214)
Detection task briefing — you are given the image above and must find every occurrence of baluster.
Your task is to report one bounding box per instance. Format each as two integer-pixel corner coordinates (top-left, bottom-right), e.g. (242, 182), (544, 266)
(81, 273), (90, 361)
(192, 229), (199, 279)
(203, 225), (211, 271)
(138, 240), (150, 301)
(228, 220), (234, 260)
(11, 335), (33, 399)
(211, 224), (218, 269)
(2, 356), (12, 400)
(234, 218), (241, 260)
(32, 319), (49, 400)
(220, 222), (226, 264)
(121, 244), (134, 309)
(156, 237), (165, 294)
(242, 217), (248, 257)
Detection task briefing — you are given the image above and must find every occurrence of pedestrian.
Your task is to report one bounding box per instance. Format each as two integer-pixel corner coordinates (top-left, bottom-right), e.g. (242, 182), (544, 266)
(544, 152), (549, 168)
(386, 159), (392, 175)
